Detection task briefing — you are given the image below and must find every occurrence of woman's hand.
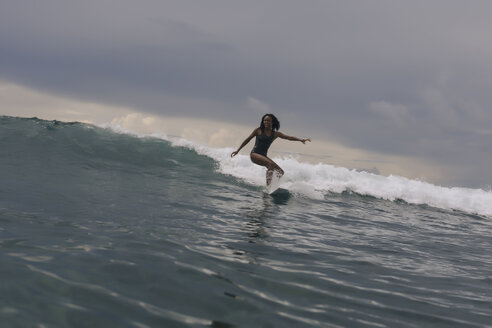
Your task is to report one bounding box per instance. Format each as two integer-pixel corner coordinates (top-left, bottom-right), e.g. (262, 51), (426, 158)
(301, 138), (311, 144)
(231, 151), (239, 157)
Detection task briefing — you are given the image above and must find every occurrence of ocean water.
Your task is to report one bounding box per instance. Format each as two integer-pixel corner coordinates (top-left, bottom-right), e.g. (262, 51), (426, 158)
(1, 115), (491, 328)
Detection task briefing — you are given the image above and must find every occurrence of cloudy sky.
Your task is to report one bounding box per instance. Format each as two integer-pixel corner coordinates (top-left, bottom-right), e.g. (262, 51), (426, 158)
(1, 0), (492, 188)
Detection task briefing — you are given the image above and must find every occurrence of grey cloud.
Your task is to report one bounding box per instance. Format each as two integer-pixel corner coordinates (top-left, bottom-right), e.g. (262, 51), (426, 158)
(1, 0), (492, 187)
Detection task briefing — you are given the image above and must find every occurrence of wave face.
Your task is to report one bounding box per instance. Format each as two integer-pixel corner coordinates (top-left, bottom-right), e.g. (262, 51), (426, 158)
(1, 115), (491, 328)
(162, 123), (492, 218)
(2, 115), (491, 217)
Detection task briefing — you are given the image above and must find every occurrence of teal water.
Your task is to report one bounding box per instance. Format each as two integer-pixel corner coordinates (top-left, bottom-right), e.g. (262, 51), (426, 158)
(1, 116), (491, 327)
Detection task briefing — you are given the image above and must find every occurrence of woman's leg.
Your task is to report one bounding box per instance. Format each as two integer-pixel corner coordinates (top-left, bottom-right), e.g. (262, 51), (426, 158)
(250, 153), (284, 185)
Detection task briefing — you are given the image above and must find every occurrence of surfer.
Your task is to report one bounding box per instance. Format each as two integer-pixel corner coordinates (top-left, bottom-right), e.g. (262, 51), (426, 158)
(231, 114), (311, 186)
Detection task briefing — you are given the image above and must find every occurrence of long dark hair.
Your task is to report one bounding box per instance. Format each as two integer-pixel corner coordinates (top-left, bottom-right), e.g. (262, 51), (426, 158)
(260, 113), (280, 131)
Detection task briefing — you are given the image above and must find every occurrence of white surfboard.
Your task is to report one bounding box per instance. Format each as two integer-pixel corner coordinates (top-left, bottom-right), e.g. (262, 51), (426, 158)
(267, 173), (283, 194)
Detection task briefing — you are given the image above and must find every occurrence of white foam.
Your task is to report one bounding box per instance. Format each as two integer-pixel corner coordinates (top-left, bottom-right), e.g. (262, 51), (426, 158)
(180, 139), (492, 217)
(103, 123), (492, 217)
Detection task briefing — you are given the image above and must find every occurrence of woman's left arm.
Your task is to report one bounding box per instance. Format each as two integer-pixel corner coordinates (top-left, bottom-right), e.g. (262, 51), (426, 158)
(275, 132), (311, 144)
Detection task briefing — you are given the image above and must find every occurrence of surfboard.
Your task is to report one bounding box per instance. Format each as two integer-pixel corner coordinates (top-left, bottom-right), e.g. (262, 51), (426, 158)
(269, 187), (289, 196)
(267, 173), (283, 194)
(268, 187), (291, 203)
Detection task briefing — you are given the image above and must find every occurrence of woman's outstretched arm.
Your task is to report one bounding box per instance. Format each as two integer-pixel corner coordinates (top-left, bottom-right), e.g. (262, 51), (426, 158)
(275, 132), (311, 144)
(231, 128), (259, 157)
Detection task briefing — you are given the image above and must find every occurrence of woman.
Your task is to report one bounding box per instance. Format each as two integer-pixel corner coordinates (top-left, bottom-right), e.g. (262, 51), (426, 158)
(231, 114), (311, 186)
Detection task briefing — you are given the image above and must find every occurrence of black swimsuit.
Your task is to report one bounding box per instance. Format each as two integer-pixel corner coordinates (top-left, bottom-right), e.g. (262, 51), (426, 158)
(251, 128), (275, 157)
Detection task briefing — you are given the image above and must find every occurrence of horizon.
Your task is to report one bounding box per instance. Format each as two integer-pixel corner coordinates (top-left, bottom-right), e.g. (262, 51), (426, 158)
(1, 81), (450, 188)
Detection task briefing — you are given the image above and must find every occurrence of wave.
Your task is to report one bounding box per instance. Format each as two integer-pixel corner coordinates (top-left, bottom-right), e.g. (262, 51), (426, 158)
(195, 145), (492, 217)
(109, 124), (492, 218)
(2, 116), (491, 217)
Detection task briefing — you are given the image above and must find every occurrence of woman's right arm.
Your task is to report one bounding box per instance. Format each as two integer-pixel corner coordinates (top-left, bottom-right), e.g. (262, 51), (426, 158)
(231, 128), (258, 157)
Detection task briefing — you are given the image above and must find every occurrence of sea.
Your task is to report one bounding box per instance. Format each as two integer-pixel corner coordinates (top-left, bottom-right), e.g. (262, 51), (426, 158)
(1, 115), (491, 328)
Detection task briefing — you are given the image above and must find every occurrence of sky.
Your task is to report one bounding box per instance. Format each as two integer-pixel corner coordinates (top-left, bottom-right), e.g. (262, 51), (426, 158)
(1, 0), (492, 188)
